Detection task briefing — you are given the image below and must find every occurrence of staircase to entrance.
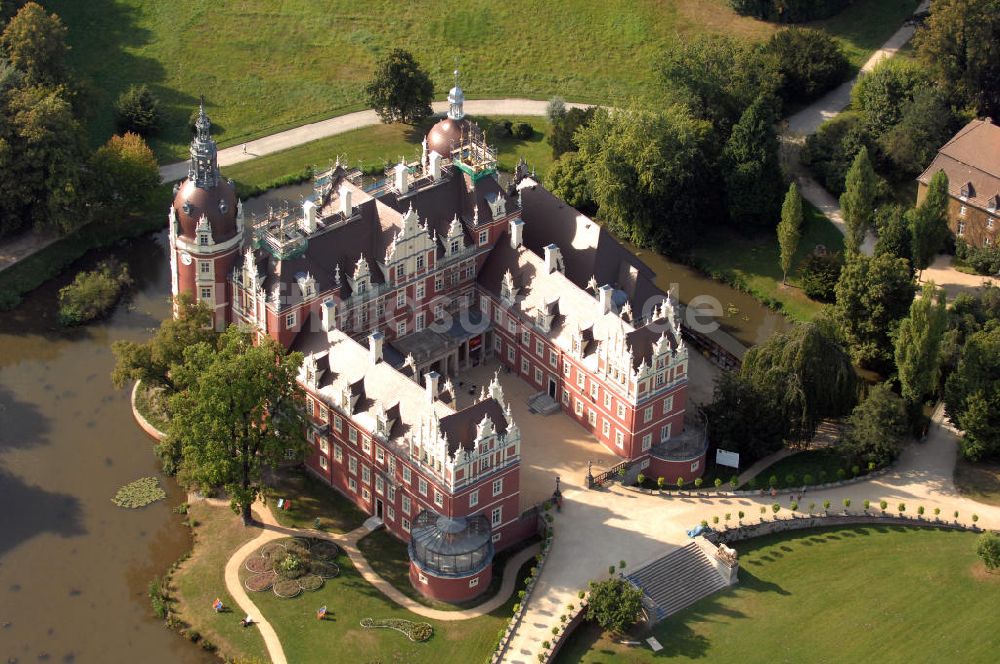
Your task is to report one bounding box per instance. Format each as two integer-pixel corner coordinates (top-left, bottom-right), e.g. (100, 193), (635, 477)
(626, 541), (730, 623)
(526, 391), (560, 415)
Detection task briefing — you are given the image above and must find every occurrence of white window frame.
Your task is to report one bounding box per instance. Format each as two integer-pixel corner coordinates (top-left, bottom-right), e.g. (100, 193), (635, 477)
(662, 395), (674, 414)
(492, 478), (503, 497)
(469, 490), (479, 507)
(491, 507), (502, 526)
(285, 312), (296, 329)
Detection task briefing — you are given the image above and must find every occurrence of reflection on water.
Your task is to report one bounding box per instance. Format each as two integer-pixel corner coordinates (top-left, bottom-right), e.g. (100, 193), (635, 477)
(626, 243), (792, 348)
(0, 231), (213, 663)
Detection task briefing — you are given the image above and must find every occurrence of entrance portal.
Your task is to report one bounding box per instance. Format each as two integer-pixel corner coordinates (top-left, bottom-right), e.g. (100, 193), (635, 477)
(548, 377), (557, 399)
(376, 498), (384, 519)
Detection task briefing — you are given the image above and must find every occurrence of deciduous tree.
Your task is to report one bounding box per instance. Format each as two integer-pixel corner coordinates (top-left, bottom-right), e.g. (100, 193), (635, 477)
(842, 383), (909, 468)
(114, 84), (161, 136)
(722, 94), (784, 229)
(895, 282), (948, 406)
(839, 146), (876, 254)
(777, 182), (803, 283)
(909, 170), (951, 275)
(874, 204), (913, 268)
(89, 132), (159, 216)
(834, 253), (915, 373)
(545, 151), (591, 211)
(364, 49), (433, 124)
(945, 324), (1000, 461)
(585, 577), (644, 637)
(169, 327), (308, 524)
(850, 59), (928, 137)
(764, 27), (849, 103)
(0, 2), (67, 85)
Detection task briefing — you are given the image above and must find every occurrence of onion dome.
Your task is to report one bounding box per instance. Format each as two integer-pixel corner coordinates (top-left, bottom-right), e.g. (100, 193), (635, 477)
(408, 510), (493, 577)
(426, 69), (476, 157)
(171, 101), (239, 243)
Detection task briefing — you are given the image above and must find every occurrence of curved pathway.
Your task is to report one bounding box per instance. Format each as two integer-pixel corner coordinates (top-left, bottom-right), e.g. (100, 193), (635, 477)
(159, 98), (591, 183)
(205, 495), (541, 664)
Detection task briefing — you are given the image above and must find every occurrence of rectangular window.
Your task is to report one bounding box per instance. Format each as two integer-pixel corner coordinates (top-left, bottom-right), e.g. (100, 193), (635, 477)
(319, 405), (328, 423)
(375, 476), (384, 495)
(319, 437), (329, 455)
(615, 431), (625, 449)
(958, 221), (966, 236)
(577, 372), (585, 388)
(644, 406), (654, 423)
(575, 399), (583, 416)
(604, 393), (612, 409)
(403, 518), (411, 533)
(334, 445), (343, 463)
(534, 367), (543, 385)
(386, 506), (395, 522)
(388, 485), (396, 503)
(492, 533), (502, 543)
(494, 307), (503, 324)
(416, 283), (425, 299)
(562, 389), (570, 405)
(450, 239), (460, 254)
(403, 466), (411, 483)
(602, 419), (610, 437)
(434, 302), (444, 319)
(563, 361), (571, 377)
(521, 330), (530, 346)
(349, 428), (358, 444)
(198, 234), (208, 246)
(375, 447), (385, 463)
(480, 295), (490, 315)
(199, 260), (210, 274)
(590, 382), (598, 400)
(535, 339), (544, 356)
(492, 479), (503, 496)
(588, 409), (597, 426)
(402, 495), (411, 515)
(362, 466), (371, 484)
(285, 312), (296, 329)
(435, 276), (443, 292)
(319, 455), (328, 470)
(333, 414), (342, 432)
(469, 577), (479, 588)
(661, 423), (672, 442)
(479, 230), (489, 245)
(549, 350), (558, 368)
(642, 433), (652, 451)
(362, 487), (371, 501)
(521, 358), (529, 374)
(662, 395), (674, 415)
(507, 345), (516, 362)
(349, 456), (358, 474)
(469, 490), (479, 507)
(960, 205), (968, 217)
(491, 507), (502, 526)
(418, 478), (428, 496)
(397, 321), (407, 337)
(200, 287), (212, 301)
(396, 291), (406, 308)
(416, 254), (425, 270)
(349, 478), (357, 492)
(508, 319), (517, 333)
(691, 460), (700, 473)
(434, 489), (443, 507)
(415, 313), (425, 332)
(616, 403), (625, 419)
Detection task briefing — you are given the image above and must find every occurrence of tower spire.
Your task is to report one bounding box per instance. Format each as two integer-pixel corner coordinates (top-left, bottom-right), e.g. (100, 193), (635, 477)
(447, 67), (465, 121)
(188, 97), (220, 189)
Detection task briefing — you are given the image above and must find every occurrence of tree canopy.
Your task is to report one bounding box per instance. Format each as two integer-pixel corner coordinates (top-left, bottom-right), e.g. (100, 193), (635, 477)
(364, 49), (433, 124)
(740, 318), (858, 445)
(895, 282), (948, 407)
(909, 170), (951, 274)
(777, 182), (803, 283)
(586, 577), (644, 637)
(704, 372), (786, 464)
(169, 326), (308, 524)
(114, 84), (162, 137)
(851, 59), (929, 137)
(839, 146), (876, 254)
(0, 2), (66, 85)
(722, 94), (784, 229)
(89, 132), (159, 216)
(575, 105), (715, 253)
(842, 382), (909, 468)
(764, 27), (849, 103)
(945, 323), (1000, 461)
(874, 204), (913, 268)
(545, 151), (591, 211)
(834, 253), (915, 373)
(914, 0), (1000, 118)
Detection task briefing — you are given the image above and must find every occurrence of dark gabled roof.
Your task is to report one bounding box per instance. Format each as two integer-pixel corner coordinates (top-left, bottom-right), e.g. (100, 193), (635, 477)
(625, 324), (678, 370)
(918, 118), (1000, 213)
(438, 398), (508, 455)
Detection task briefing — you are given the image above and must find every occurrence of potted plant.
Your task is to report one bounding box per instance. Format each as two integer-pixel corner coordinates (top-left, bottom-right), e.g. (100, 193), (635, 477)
(843, 498), (851, 514)
(880, 500), (888, 515)
(823, 499), (831, 515)
(714, 478), (723, 493)
(695, 477), (704, 491)
(759, 505), (767, 522)
(657, 476), (665, 494)
(738, 510), (745, 524)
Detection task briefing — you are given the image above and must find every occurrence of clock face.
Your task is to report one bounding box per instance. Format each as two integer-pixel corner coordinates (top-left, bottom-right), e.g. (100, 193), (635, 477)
(180, 252), (193, 266)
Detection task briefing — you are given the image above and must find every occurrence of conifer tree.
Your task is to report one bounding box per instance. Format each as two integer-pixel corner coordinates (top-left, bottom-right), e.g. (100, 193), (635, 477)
(909, 170), (951, 276)
(839, 147), (876, 254)
(895, 282), (948, 406)
(777, 182), (803, 284)
(722, 94), (784, 229)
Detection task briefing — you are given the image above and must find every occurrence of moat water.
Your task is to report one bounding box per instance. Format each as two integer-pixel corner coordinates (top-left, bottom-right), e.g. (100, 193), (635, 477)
(0, 185), (787, 663)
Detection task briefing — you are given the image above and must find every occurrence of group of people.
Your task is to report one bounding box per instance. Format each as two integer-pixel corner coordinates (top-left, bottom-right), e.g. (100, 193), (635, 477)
(213, 597), (254, 627)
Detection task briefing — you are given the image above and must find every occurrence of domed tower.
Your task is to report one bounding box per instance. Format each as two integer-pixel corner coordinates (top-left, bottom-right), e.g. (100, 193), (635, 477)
(167, 102), (243, 330)
(425, 70), (476, 158)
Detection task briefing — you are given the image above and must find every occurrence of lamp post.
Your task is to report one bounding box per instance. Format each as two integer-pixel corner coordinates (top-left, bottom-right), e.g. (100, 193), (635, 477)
(586, 460), (594, 489)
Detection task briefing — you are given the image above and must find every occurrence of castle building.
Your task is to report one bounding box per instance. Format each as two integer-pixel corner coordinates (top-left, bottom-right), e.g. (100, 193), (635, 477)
(168, 79), (702, 602)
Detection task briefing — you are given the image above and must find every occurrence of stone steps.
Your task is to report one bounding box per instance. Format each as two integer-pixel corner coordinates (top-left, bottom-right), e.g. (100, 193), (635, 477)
(626, 542), (728, 622)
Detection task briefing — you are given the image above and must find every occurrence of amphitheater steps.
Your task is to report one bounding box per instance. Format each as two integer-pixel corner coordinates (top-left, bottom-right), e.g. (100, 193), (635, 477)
(626, 542), (728, 622)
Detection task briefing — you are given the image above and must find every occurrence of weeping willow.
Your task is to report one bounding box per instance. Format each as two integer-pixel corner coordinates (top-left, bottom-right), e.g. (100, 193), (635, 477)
(740, 318), (858, 445)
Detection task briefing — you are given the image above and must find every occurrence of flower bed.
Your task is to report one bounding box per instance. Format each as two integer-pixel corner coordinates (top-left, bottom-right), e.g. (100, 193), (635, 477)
(111, 476), (166, 509)
(359, 617), (433, 642)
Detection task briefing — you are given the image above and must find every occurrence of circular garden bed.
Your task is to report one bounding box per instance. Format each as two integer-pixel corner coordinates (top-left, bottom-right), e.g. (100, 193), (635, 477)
(243, 537), (340, 599)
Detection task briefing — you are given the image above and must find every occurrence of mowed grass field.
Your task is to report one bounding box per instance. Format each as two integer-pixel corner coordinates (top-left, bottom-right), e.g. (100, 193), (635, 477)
(49, 0), (920, 159)
(556, 525), (1000, 663)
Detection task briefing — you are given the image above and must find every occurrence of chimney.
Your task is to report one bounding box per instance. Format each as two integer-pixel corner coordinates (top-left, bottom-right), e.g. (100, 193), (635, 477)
(394, 162), (409, 195)
(598, 284), (613, 314)
(544, 243), (561, 274)
(429, 151), (442, 180)
(369, 330), (384, 364)
(302, 199), (317, 233)
(321, 300), (336, 332)
(510, 218), (524, 249)
(425, 370), (440, 402)
(339, 183), (353, 217)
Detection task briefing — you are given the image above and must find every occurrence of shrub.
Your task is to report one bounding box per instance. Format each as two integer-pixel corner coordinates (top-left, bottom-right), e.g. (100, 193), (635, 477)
(701, 519), (709, 528)
(511, 122), (535, 139)
(977, 532), (1000, 570)
(543, 639), (552, 648)
(798, 251), (843, 303)
(803, 473), (814, 486)
(695, 477), (704, 489)
(868, 462), (876, 472)
(738, 511), (745, 521)
(512, 603), (520, 614)
(790, 501), (798, 511)
(973, 514), (979, 524)
(714, 478), (723, 489)
(730, 476), (739, 489)
(955, 511), (960, 520)
(494, 119), (513, 137)
(578, 590), (586, 599)
(879, 500), (888, 512)
(58, 260), (132, 326)
(729, 0), (851, 23)
(917, 506), (925, 516)
(115, 84), (162, 136)
(713, 515), (720, 524)
(843, 498), (851, 509)
(823, 500), (831, 511)
(656, 476), (665, 491)
(836, 468), (847, 481)
(772, 503), (781, 514)
(677, 477), (685, 489)
(724, 513), (731, 522)
(765, 28), (850, 102)
(864, 500), (870, 511)
(785, 473), (796, 487)
(934, 507), (941, 517)
(768, 475), (778, 488)
(552, 626), (559, 635)
(898, 503), (906, 514)
(637, 473), (646, 487)
(956, 239), (1000, 276)
(851, 465), (860, 477)
(802, 112), (870, 195)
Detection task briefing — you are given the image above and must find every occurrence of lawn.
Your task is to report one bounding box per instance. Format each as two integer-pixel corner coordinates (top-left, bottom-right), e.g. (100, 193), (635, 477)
(690, 201), (845, 322)
(170, 501), (268, 661)
(243, 542), (533, 664)
(267, 467), (369, 534)
(48, 0), (919, 159)
(226, 115), (554, 199)
(556, 525), (1000, 663)
(954, 457), (1000, 508)
(744, 447), (871, 491)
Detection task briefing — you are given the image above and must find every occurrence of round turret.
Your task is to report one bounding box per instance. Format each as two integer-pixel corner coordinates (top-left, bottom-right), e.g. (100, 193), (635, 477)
(171, 177), (239, 243)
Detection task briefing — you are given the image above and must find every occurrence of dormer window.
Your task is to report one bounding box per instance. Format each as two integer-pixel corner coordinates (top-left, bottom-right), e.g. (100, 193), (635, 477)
(198, 233), (209, 246)
(219, 200), (228, 214)
(182, 201), (192, 214)
(450, 239), (460, 254)
(960, 182), (975, 199)
(356, 280), (367, 295)
(988, 195), (999, 213)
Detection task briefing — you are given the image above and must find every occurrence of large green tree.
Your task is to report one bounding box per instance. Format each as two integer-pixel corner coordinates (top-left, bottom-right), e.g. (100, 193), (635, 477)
(586, 577), (644, 637)
(545, 150), (591, 210)
(547, 106), (595, 158)
(945, 324), (1000, 461)
(364, 49), (433, 124)
(914, 0), (1000, 117)
(850, 59), (928, 137)
(834, 253), (916, 373)
(575, 105), (714, 253)
(722, 94), (784, 229)
(909, 170), (951, 275)
(89, 132), (159, 216)
(895, 282), (948, 407)
(740, 318), (858, 445)
(842, 382), (909, 468)
(764, 27), (849, 103)
(874, 204), (913, 269)
(839, 146), (877, 254)
(169, 327), (308, 524)
(879, 87), (959, 177)
(111, 294), (217, 392)
(0, 2), (67, 86)
(704, 372), (786, 464)
(777, 182), (803, 284)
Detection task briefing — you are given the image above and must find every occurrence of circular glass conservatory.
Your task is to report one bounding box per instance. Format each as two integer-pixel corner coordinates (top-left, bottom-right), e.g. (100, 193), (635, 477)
(408, 510), (494, 577)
